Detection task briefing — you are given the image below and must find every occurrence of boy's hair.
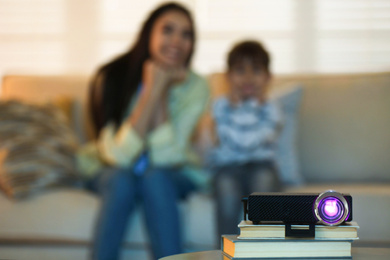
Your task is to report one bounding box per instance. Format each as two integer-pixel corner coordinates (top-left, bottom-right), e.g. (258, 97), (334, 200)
(227, 40), (270, 73)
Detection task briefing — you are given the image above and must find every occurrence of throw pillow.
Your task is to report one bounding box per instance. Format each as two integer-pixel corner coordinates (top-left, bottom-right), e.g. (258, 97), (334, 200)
(0, 100), (79, 199)
(269, 84), (304, 186)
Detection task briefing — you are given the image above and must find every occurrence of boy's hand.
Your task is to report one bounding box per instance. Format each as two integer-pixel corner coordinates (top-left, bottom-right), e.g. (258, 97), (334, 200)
(257, 84), (269, 104)
(228, 84), (241, 105)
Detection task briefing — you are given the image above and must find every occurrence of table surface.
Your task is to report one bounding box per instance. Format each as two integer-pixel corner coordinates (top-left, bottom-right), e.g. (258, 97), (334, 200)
(160, 247), (390, 260)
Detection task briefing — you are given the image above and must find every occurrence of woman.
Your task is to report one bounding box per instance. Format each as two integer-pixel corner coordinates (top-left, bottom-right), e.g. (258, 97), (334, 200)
(77, 2), (209, 259)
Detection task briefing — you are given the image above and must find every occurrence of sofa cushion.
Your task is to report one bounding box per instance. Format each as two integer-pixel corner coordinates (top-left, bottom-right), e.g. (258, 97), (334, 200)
(269, 85), (304, 185)
(0, 189), (212, 248)
(0, 189), (97, 241)
(0, 101), (79, 199)
(273, 72), (390, 183)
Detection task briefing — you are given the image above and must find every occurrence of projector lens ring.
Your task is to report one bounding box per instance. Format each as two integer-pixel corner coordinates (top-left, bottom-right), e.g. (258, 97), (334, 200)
(314, 190), (349, 226)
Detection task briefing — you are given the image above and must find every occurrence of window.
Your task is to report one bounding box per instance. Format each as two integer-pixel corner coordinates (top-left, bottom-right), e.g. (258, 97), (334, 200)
(0, 0), (66, 74)
(0, 0), (389, 79)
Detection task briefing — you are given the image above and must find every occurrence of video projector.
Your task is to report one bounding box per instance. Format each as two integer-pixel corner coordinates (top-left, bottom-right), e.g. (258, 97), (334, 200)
(242, 190), (352, 236)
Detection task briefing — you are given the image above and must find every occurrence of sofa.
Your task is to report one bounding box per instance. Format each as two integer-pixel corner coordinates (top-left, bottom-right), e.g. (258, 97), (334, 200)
(0, 71), (389, 260)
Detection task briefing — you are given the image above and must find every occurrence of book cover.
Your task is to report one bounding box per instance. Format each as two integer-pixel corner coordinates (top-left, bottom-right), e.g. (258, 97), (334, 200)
(222, 235), (352, 259)
(222, 251), (352, 260)
(238, 221), (359, 240)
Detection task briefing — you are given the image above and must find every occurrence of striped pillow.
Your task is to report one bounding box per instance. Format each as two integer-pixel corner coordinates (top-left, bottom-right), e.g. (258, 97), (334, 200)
(0, 100), (79, 199)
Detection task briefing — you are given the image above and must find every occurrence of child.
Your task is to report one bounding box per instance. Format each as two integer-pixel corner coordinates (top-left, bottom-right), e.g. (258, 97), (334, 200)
(209, 40), (282, 242)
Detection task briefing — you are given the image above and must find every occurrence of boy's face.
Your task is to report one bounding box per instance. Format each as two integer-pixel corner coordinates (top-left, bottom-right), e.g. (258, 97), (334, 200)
(228, 58), (270, 101)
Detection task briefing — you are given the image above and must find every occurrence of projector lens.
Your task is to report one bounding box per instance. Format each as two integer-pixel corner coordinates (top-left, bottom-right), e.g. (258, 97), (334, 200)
(314, 191), (349, 226)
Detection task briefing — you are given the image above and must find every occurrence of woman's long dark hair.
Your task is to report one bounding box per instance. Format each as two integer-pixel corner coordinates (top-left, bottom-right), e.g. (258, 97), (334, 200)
(90, 2), (196, 135)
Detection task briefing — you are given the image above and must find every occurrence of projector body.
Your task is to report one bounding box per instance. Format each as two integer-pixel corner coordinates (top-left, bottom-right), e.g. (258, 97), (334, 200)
(244, 191), (352, 226)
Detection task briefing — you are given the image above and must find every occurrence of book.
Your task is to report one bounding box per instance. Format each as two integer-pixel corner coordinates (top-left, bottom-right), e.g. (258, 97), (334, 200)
(222, 253), (352, 260)
(238, 221), (359, 240)
(221, 235), (352, 259)
(223, 254), (352, 260)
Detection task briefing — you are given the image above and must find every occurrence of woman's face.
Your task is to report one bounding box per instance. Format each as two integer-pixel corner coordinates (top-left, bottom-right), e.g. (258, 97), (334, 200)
(149, 10), (193, 68)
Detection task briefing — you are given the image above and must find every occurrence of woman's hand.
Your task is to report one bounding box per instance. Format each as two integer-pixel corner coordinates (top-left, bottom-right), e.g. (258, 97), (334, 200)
(128, 60), (188, 138)
(169, 65), (188, 85)
(142, 60), (188, 97)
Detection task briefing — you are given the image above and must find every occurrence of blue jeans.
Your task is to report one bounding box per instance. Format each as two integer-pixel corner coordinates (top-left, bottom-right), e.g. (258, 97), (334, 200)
(213, 161), (281, 244)
(87, 167), (196, 260)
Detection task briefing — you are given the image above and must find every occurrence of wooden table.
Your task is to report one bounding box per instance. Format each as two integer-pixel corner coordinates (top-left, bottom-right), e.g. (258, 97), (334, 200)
(160, 247), (390, 259)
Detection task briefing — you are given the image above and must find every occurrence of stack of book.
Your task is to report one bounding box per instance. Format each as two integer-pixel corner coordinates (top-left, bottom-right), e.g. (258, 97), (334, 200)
(221, 221), (359, 259)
